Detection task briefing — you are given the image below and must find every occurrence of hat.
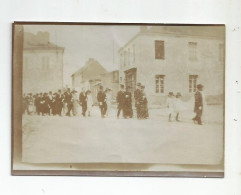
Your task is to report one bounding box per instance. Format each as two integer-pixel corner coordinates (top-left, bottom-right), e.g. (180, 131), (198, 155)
(197, 84), (204, 90)
(120, 84), (124, 89)
(168, 92), (174, 96)
(136, 82), (141, 87)
(176, 92), (182, 97)
(141, 85), (145, 89)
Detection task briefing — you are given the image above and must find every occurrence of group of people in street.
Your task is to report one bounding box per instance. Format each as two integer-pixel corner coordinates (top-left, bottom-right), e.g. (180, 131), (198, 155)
(22, 88), (93, 117)
(23, 83), (205, 125)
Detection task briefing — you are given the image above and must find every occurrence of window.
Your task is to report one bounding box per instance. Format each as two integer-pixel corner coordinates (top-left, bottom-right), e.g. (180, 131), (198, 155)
(219, 44), (224, 62)
(188, 42), (197, 61)
(155, 40), (165, 59)
(155, 75), (165, 93)
(189, 75), (198, 92)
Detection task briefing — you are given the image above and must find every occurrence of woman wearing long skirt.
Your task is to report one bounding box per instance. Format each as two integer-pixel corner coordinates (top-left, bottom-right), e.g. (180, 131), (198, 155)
(72, 90), (79, 116)
(86, 90), (93, 117)
(105, 88), (112, 117)
(139, 85), (149, 119)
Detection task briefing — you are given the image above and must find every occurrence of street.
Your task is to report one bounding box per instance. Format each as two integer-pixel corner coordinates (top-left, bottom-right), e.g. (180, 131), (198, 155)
(22, 104), (223, 165)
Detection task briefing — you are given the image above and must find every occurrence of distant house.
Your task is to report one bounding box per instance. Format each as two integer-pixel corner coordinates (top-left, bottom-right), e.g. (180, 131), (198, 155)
(118, 26), (225, 105)
(89, 70), (119, 103)
(23, 31), (64, 93)
(71, 58), (107, 91)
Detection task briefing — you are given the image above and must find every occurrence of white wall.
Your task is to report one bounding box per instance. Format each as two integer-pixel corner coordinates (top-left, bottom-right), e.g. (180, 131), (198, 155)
(0, 0), (240, 195)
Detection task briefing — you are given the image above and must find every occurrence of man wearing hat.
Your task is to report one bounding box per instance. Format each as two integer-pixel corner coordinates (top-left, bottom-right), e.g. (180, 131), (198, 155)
(134, 82), (142, 119)
(192, 84), (204, 125)
(97, 85), (107, 118)
(79, 87), (87, 117)
(64, 88), (73, 116)
(116, 84), (125, 118)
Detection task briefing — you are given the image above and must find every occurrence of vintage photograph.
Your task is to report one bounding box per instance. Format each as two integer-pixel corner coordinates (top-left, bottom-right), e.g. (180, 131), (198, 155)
(12, 23), (225, 177)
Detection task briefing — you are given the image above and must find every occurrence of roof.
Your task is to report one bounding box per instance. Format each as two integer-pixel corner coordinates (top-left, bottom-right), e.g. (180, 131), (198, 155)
(119, 25), (225, 51)
(71, 58), (107, 77)
(24, 32), (64, 50)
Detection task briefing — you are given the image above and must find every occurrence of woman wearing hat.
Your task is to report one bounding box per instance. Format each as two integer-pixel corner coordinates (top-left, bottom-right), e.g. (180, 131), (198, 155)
(167, 92), (175, 122)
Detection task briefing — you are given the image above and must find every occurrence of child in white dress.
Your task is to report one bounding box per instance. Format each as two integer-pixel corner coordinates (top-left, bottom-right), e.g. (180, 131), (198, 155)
(167, 92), (175, 122)
(174, 92), (182, 122)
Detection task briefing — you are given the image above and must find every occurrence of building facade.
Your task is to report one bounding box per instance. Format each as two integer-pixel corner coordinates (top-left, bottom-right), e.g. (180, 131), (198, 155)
(23, 31), (64, 94)
(118, 26), (225, 105)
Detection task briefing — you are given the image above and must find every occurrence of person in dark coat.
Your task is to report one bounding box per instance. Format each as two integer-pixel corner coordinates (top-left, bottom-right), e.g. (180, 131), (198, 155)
(139, 85), (149, 119)
(42, 93), (50, 115)
(55, 89), (64, 116)
(97, 85), (107, 118)
(192, 84), (204, 125)
(123, 86), (133, 118)
(116, 84), (125, 119)
(64, 88), (73, 116)
(79, 88), (87, 117)
(134, 82), (142, 119)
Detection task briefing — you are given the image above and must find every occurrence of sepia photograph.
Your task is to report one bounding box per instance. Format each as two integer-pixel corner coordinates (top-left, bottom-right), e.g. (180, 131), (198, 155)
(12, 22), (225, 177)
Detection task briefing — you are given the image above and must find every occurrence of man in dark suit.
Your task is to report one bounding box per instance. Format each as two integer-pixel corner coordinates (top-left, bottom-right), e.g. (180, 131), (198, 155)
(64, 88), (73, 116)
(97, 85), (107, 118)
(116, 84), (125, 119)
(79, 88), (87, 117)
(192, 84), (204, 125)
(134, 82), (142, 119)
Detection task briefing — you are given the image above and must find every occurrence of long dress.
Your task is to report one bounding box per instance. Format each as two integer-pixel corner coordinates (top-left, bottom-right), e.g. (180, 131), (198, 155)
(86, 94), (93, 114)
(167, 97), (175, 115)
(139, 92), (149, 119)
(72, 93), (79, 116)
(105, 92), (112, 116)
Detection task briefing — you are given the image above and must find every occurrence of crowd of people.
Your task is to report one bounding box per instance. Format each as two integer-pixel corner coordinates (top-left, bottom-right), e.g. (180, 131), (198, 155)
(22, 83), (205, 124)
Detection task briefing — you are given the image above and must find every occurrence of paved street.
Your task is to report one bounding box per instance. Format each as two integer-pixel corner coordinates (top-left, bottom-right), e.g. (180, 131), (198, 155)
(22, 104), (223, 165)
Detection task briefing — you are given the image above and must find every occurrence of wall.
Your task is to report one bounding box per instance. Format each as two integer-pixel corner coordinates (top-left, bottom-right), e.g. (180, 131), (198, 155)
(23, 49), (64, 93)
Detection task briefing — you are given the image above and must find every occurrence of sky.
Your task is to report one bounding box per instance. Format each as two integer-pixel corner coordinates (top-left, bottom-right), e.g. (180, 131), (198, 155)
(24, 24), (140, 86)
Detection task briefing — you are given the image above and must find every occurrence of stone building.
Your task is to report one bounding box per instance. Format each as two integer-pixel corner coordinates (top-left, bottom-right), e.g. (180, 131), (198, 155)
(23, 31), (64, 93)
(118, 26), (225, 105)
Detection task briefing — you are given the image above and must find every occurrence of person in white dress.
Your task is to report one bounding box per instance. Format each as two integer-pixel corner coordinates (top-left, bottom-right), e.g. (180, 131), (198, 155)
(86, 90), (93, 117)
(174, 92), (183, 122)
(105, 88), (112, 117)
(167, 92), (175, 122)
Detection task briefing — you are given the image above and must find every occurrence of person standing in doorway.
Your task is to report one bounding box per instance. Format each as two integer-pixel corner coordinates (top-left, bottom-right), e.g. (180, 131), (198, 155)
(97, 86), (107, 118)
(116, 84), (125, 119)
(192, 84), (204, 125)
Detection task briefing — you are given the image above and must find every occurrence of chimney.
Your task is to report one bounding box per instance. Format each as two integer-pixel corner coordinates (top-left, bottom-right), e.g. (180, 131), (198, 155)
(36, 31), (49, 44)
